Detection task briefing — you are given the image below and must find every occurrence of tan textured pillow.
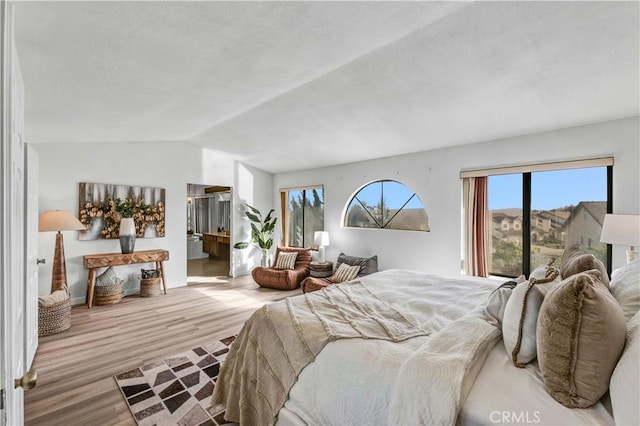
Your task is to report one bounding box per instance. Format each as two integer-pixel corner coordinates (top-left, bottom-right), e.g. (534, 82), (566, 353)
(330, 263), (360, 283)
(560, 244), (609, 287)
(38, 286), (69, 307)
(274, 251), (297, 270)
(537, 269), (626, 408)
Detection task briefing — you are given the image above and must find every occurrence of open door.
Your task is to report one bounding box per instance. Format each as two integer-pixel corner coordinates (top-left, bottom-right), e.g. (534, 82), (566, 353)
(1, 4), (36, 424)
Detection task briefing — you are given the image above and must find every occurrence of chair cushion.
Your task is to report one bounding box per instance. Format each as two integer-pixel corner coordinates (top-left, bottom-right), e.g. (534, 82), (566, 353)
(329, 263), (360, 283)
(301, 277), (332, 293)
(274, 251), (297, 270)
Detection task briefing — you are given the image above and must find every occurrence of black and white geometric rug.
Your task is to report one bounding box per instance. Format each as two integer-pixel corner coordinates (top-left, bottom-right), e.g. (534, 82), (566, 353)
(114, 335), (236, 426)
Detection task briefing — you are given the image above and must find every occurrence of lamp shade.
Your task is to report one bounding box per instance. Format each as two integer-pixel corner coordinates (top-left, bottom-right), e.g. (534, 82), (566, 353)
(600, 214), (640, 246)
(39, 210), (86, 232)
(314, 231), (330, 246)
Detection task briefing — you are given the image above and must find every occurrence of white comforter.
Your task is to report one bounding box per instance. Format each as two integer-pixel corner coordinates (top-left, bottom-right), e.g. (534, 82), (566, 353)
(283, 269), (501, 425)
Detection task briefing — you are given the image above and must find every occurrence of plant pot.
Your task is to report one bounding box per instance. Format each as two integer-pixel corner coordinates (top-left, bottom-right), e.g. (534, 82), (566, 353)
(261, 249), (269, 267)
(119, 217), (136, 254)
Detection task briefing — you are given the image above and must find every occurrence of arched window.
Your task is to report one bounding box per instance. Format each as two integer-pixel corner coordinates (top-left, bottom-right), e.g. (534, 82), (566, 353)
(343, 180), (429, 231)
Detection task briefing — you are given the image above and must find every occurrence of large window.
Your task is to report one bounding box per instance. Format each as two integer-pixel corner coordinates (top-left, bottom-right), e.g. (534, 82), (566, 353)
(487, 165), (611, 277)
(281, 186), (324, 248)
(344, 180), (429, 231)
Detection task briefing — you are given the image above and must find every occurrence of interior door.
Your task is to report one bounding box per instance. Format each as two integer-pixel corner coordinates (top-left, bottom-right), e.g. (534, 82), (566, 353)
(1, 3), (31, 424)
(25, 145), (39, 366)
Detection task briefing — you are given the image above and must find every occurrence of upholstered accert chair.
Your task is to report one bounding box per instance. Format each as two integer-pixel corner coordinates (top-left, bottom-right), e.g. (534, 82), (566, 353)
(252, 247), (312, 290)
(302, 252), (378, 293)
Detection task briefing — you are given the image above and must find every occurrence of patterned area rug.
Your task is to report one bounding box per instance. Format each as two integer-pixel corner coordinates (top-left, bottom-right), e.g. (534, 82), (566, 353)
(114, 335), (236, 426)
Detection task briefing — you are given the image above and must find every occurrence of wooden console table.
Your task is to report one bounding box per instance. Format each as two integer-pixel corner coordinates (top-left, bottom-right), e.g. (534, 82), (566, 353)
(83, 249), (169, 308)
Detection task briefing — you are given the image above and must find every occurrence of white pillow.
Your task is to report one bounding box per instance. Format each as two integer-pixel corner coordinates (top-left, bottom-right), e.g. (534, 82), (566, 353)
(610, 260), (640, 322)
(609, 311), (640, 425)
(503, 281), (544, 366)
(529, 262), (561, 296)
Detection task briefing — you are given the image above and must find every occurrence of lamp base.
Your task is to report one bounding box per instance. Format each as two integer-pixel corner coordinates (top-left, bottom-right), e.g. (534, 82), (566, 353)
(318, 246), (326, 263)
(51, 232), (68, 292)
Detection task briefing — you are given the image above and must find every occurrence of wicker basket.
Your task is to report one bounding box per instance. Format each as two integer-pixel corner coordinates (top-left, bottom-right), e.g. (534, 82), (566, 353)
(38, 298), (71, 337)
(94, 281), (123, 306)
(140, 277), (161, 297)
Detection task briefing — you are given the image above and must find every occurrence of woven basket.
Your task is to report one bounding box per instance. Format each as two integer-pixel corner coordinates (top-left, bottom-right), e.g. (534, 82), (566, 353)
(94, 282), (123, 306)
(38, 298), (71, 337)
(140, 277), (161, 297)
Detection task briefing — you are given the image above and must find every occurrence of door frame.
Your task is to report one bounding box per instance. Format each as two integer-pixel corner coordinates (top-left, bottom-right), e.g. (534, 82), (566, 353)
(1, 1), (9, 421)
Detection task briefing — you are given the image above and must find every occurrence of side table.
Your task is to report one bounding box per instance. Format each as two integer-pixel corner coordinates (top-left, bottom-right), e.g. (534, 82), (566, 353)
(83, 249), (169, 308)
(310, 261), (333, 278)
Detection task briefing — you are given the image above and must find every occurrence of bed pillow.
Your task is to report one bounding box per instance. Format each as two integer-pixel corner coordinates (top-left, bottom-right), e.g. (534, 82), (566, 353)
(560, 244), (610, 287)
(484, 280), (518, 330)
(274, 251), (298, 270)
(502, 267), (559, 367)
(329, 263), (360, 283)
(610, 259), (640, 322)
(537, 269), (626, 408)
(530, 262), (562, 296)
(503, 281), (544, 367)
(609, 311), (640, 426)
(336, 253), (378, 276)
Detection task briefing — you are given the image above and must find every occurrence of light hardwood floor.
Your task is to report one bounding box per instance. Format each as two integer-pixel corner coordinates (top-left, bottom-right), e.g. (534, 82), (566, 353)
(25, 274), (301, 426)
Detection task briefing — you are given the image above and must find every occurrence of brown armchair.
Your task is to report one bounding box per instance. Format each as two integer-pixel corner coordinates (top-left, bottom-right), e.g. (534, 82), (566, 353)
(251, 247), (312, 290)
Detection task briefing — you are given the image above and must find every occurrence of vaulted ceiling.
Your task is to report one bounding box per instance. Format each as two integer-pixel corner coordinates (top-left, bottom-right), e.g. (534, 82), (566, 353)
(14, 1), (639, 173)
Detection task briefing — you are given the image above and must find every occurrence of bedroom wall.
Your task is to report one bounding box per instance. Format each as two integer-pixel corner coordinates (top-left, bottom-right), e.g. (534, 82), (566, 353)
(32, 141), (273, 304)
(273, 116), (640, 276)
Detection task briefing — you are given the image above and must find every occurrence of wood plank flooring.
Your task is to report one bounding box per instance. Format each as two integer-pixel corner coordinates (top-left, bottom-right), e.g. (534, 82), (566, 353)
(25, 274), (301, 426)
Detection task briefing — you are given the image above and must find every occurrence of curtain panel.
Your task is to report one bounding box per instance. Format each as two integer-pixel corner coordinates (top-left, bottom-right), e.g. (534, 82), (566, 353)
(463, 176), (489, 277)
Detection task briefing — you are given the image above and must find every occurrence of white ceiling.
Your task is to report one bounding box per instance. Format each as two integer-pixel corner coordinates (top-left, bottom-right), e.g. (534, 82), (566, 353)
(14, 1), (639, 173)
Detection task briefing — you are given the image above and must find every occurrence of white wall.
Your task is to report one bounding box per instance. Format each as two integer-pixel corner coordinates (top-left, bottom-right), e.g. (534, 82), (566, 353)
(274, 117), (640, 275)
(32, 141), (273, 304)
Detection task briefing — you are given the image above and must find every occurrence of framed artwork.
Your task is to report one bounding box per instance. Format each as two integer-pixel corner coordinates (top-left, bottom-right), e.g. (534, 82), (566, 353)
(78, 182), (166, 240)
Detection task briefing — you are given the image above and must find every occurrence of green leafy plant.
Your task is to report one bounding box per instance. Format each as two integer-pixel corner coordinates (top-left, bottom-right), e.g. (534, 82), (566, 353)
(114, 197), (149, 218)
(233, 203), (277, 251)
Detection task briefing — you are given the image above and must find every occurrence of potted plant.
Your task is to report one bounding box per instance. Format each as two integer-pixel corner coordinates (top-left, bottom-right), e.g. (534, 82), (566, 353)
(234, 203), (277, 267)
(114, 197), (149, 254)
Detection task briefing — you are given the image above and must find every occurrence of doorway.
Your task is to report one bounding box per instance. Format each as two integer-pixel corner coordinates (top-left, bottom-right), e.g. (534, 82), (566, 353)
(186, 183), (232, 284)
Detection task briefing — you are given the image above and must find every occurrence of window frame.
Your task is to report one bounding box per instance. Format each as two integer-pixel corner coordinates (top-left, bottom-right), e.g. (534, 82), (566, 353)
(342, 179), (430, 232)
(280, 185), (324, 248)
(484, 164), (612, 278)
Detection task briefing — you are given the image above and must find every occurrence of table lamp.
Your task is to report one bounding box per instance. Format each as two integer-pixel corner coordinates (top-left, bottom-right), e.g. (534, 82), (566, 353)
(39, 210), (86, 292)
(314, 231), (330, 263)
(600, 214), (640, 263)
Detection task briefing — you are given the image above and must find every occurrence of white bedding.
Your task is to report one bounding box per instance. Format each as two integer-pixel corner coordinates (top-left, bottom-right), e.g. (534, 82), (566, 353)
(282, 269), (500, 424)
(280, 269), (614, 425)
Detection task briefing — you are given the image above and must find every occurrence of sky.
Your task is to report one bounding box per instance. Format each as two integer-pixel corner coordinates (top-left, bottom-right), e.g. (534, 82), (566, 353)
(489, 167), (607, 211)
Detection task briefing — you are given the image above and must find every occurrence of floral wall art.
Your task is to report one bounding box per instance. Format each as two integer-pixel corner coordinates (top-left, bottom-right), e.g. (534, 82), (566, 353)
(78, 182), (166, 240)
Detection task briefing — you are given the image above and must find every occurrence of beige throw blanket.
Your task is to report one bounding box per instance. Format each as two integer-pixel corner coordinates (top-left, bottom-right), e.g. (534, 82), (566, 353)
(212, 281), (428, 425)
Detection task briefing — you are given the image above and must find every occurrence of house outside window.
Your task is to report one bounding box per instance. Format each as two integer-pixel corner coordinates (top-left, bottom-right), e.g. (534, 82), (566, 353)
(280, 186), (324, 248)
(485, 162), (611, 277)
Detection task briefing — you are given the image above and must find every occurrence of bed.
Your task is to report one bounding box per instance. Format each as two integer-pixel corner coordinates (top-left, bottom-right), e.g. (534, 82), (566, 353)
(213, 259), (639, 425)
